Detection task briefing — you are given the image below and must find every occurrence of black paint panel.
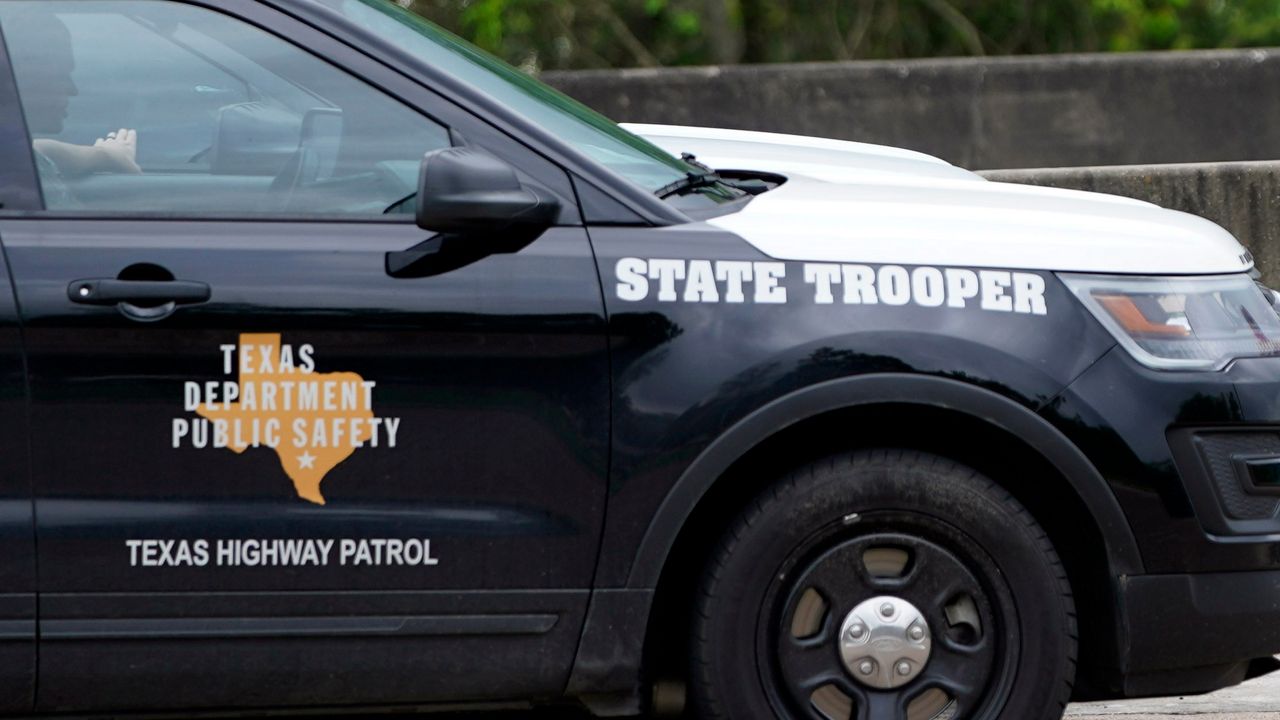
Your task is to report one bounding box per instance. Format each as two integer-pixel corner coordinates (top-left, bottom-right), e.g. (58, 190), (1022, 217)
(0, 0), (1276, 710)
(7, 219), (607, 593)
(36, 590), (585, 712)
(0, 227), (35, 714)
(1047, 349), (1280, 574)
(586, 225), (1116, 587)
(2, 218), (607, 710)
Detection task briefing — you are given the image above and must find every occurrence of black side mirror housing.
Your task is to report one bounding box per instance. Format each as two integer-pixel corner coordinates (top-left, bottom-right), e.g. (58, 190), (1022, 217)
(416, 147), (560, 235)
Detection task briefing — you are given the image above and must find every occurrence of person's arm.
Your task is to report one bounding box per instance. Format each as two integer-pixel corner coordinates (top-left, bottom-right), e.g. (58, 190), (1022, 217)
(34, 128), (140, 176)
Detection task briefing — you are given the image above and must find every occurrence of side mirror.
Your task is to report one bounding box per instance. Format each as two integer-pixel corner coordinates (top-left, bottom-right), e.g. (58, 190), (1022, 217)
(416, 147), (560, 235)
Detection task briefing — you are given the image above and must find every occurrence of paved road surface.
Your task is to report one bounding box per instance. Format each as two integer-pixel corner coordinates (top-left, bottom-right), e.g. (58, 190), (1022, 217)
(415, 667), (1280, 718)
(74, 669), (1278, 719)
(1068, 665), (1280, 719)
(292, 668), (1280, 718)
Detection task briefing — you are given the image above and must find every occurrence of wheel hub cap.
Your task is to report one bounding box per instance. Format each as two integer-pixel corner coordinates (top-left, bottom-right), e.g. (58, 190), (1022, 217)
(839, 595), (932, 689)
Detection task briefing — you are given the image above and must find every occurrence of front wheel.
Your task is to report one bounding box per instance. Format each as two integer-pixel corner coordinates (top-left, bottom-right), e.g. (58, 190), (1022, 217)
(691, 450), (1076, 720)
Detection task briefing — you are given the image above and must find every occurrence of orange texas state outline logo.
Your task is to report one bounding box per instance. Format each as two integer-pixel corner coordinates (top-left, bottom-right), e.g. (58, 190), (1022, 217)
(171, 333), (402, 505)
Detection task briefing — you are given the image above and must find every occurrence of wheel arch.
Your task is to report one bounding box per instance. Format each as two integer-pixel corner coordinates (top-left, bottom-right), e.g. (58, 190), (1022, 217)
(630, 374), (1142, 589)
(630, 373), (1143, 705)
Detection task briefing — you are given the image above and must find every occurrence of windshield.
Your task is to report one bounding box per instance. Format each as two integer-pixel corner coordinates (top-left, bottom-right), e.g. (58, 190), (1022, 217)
(317, 0), (708, 195)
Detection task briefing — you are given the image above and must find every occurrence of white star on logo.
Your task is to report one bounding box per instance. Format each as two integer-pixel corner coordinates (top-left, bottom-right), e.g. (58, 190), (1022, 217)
(297, 451), (316, 470)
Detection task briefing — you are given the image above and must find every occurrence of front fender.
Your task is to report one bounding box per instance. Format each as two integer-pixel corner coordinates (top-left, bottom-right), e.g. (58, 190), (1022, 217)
(628, 372), (1143, 588)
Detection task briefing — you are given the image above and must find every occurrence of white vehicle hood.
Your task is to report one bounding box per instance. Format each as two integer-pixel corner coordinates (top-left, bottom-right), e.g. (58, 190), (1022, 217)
(623, 123), (1251, 275)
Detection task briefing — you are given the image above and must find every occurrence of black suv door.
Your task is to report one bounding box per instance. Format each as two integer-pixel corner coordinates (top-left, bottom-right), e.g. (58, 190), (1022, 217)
(0, 0), (607, 712)
(0, 40), (37, 714)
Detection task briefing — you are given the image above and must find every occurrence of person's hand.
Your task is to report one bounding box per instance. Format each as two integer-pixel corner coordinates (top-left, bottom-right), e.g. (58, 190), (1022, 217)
(93, 128), (141, 174)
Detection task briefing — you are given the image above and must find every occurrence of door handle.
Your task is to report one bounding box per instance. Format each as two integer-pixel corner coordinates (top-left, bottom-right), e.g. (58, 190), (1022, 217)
(67, 278), (211, 306)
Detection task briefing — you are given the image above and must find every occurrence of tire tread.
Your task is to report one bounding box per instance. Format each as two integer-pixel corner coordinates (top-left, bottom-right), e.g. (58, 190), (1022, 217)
(690, 449), (1077, 720)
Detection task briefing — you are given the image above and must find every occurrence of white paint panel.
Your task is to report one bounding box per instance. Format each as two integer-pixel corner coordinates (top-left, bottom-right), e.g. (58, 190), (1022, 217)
(624, 124), (1250, 275)
(704, 174), (1247, 274)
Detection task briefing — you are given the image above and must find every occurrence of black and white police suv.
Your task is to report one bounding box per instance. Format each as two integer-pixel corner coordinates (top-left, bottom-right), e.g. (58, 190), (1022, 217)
(0, 1), (1276, 719)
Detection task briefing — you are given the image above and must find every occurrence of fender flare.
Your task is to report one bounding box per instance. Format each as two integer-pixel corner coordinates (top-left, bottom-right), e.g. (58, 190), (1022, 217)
(626, 372), (1145, 587)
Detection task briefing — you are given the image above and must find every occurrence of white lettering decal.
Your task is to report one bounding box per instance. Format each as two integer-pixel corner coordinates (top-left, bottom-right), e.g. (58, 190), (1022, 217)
(1012, 272), (1048, 315)
(841, 265), (878, 304)
(877, 265), (911, 305)
(944, 268), (979, 308)
(684, 260), (720, 302)
(804, 263), (841, 304)
(979, 270), (1014, 312)
(615, 257), (649, 301)
(172, 419), (189, 448)
(911, 267), (946, 307)
(174, 335), (402, 506)
(611, 258), (1048, 315)
(754, 262), (788, 303)
(648, 259), (686, 302)
(715, 261), (753, 303)
(129, 537), (433, 569)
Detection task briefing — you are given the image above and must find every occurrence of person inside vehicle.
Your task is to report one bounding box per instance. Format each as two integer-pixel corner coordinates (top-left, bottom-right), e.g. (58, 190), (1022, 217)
(4, 6), (141, 198)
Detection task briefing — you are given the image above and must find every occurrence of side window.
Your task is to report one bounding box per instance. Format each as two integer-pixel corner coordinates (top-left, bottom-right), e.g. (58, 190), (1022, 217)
(0, 0), (450, 216)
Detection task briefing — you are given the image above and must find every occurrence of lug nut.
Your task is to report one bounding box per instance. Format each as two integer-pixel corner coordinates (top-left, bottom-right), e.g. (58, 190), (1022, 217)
(909, 625), (925, 641)
(896, 661), (912, 677)
(879, 602), (895, 618)
(858, 660), (875, 676)
(848, 623), (867, 640)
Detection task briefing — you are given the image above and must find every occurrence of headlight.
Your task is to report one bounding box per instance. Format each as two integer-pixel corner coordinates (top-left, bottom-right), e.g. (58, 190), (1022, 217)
(1059, 273), (1280, 371)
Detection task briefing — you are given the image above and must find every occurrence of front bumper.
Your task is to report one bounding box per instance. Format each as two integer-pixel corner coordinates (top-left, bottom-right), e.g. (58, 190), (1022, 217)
(1047, 348), (1280, 573)
(1048, 348), (1280, 694)
(1121, 571), (1280, 696)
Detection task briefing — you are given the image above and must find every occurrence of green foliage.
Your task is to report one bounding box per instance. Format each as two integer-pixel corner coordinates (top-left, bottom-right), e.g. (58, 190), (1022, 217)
(396, 0), (1280, 70)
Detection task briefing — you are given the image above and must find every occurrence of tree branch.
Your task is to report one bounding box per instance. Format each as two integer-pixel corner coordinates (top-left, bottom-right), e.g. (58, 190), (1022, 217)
(592, 1), (660, 67)
(920, 0), (986, 56)
(846, 0), (877, 58)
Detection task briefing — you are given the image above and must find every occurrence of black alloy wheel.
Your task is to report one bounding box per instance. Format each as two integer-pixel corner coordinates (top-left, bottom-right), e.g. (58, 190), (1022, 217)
(691, 450), (1076, 720)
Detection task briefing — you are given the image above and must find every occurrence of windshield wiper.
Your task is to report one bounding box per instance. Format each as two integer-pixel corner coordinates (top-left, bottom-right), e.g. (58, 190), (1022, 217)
(655, 170), (723, 199)
(654, 152), (730, 199)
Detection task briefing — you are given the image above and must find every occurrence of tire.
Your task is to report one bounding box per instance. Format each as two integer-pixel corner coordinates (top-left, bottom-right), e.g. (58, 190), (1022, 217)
(691, 449), (1076, 720)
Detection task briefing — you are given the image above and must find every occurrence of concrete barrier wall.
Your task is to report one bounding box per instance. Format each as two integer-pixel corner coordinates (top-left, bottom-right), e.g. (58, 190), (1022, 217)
(980, 162), (1280, 286)
(546, 56), (1280, 280)
(544, 49), (1280, 171)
